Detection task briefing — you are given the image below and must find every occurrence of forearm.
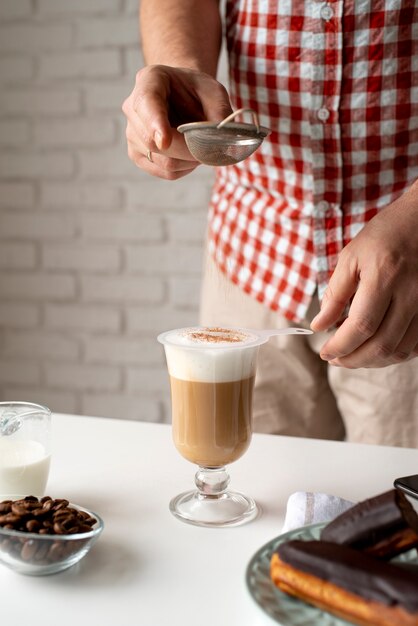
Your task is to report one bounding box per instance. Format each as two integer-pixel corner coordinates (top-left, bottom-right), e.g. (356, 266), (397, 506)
(140, 0), (222, 76)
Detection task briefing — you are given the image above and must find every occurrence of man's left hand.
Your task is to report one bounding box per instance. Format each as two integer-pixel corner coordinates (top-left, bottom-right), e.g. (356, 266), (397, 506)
(311, 183), (418, 368)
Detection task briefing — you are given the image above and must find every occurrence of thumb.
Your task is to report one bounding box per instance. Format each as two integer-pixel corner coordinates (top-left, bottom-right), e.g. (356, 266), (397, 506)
(195, 79), (233, 123)
(201, 97), (233, 123)
(311, 256), (358, 331)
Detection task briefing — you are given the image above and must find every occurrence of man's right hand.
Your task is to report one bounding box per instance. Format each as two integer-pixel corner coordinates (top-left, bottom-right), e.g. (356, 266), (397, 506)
(122, 64), (232, 180)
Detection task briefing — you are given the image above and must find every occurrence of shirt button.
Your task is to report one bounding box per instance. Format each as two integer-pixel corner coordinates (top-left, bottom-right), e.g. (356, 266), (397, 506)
(316, 200), (330, 214)
(317, 107), (330, 122)
(320, 4), (334, 20)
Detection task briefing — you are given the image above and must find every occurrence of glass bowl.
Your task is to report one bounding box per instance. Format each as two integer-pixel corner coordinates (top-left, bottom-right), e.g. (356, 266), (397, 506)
(0, 497), (104, 576)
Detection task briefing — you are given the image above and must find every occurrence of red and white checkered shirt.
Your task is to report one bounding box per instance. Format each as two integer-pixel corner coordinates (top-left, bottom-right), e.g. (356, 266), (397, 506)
(208, 0), (418, 322)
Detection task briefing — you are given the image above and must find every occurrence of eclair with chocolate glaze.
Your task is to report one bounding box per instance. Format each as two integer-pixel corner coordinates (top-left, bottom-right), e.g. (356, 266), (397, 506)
(321, 489), (418, 559)
(271, 540), (418, 626)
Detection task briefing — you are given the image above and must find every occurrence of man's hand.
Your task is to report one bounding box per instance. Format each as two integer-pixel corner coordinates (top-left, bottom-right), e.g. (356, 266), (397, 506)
(311, 184), (418, 368)
(122, 64), (232, 180)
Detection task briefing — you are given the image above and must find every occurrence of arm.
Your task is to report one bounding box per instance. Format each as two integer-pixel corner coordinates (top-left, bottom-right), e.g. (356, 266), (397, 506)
(140, 0), (222, 75)
(311, 181), (418, 368)
(122, 0), (232, 180)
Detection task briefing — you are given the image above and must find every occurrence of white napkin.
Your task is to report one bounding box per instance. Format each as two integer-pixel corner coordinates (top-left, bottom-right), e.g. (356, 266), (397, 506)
(281, 491), (355, 534)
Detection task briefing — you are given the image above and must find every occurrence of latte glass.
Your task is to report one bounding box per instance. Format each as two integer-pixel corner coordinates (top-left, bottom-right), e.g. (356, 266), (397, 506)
(158, 327), (268, 528)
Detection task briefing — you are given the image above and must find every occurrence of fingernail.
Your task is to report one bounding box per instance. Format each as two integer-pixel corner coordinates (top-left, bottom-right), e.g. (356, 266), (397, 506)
(154, 131), (163, 150)
(321, 353), (336, 361)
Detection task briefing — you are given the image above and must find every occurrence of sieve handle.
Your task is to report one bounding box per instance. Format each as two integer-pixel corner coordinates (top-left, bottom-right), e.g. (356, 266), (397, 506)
(217, 108), (260, 132)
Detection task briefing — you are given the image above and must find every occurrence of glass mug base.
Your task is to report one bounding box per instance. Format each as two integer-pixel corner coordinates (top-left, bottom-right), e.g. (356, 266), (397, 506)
(169, 465), (259, 527)
(169, 489), (259, 528)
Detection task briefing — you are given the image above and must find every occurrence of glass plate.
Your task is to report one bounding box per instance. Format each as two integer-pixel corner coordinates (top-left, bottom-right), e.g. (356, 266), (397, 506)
(246, 522), (418, 626)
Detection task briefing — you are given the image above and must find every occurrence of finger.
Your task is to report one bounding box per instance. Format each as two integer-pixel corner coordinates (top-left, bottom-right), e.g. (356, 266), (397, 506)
(131, 67), (175, 150)
(392, 315), (418, 362)
(127, 140), (198, 172)
(192, 79), (233, 122)
(327, 301), (414, 368)
(127, 141), (198, 180)
(126, 119), (197, 162)
(310, 250), (358, 332)
(319, 274), (392, 360)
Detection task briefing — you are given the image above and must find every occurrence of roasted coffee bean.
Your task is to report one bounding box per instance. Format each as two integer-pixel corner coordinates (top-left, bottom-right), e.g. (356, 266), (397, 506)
(53, 522), (66, 535)
(24, 500), (42, 512)
(32, 507), (48, 519)
(0, 513), (21, 525)
(11, 503), (31, 516)
(63, 517), (77, 529)
(26, 520), (41, 533)
(34, 541), (50, 561)
(0, 502), (12, 514)
(1, 538), (12, 552)
(76, 524), (93, 533)
(53, 499), (69, 510)
(53, 508), (74, 520)
(41, 499), (53, 512)
(48, 541), (65, 561)
(21, 540), (38, 561)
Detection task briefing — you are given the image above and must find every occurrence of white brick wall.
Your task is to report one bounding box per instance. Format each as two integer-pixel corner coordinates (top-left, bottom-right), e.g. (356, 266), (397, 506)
(0, 0), (217, 423)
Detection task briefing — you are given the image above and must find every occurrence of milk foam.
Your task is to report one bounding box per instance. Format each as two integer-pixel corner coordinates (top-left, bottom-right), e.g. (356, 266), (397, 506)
(160, 327), (263, 382)
(0, 439), (50, 496)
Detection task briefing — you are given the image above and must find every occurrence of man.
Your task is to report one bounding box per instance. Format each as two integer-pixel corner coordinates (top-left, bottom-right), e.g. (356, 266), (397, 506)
(123, 0), (418, 446)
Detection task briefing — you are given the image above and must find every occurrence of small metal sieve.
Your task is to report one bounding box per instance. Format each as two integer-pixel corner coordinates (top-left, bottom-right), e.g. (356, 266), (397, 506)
(177, 108), (271, 166)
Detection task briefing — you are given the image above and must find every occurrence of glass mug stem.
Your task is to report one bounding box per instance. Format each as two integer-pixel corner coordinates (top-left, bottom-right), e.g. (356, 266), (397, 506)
(195, 467), (230, 498)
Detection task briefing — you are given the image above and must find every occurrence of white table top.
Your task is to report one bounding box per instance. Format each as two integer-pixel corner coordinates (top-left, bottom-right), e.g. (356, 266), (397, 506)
(1, 413), (417, 626)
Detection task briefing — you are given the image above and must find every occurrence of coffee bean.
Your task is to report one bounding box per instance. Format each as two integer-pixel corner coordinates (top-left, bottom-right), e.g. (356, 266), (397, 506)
(34, 541), (50, 561)
(53, 508), (74, 520)
(76, 524), (92, 533)
(32, 507), (48, 519)
(21, 540), (38, 561)
(53, 499), (69, 511)
(11, 503), (31, 516)
(0, 513), (21, 525)
(26, 520), (41, 533)
(53, 522), (66, 534)
(48, 541), (65, 561)
(42, 520), (53, 529)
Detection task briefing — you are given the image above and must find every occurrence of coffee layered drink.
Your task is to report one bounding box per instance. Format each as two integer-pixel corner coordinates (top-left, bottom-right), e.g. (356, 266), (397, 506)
(159, 325), (309, 526)
(160, 327), (261, 467)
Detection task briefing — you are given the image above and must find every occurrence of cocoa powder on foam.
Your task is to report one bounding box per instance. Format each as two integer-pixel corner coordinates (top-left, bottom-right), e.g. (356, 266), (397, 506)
(186, 327), (248, 344)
